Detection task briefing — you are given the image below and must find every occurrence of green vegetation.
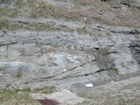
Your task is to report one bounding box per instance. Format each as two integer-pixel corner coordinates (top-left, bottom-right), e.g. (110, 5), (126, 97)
(0, 18), (9, 29)
(0, 0), (139, 33)
(0, 85), (57, 104)
(16, 74), (22, 78)
(9, 8), (20, 18)
(24, 81), (29, 84)
(15, 0), (26, 9)
(66, 45), (72, 50)
(5, 84), (11, 88)
(34, 86), (57, 94)
(77, 101), (91, 105)
(30, 1), (58, 18)
(0, 18), (22, 30)
(35, 40), (41, 46)
(28, 23), (60, 31)
(111, 67), (118, 73)
(106, 32), (111, 36)
(0, 89), (41, 105)
(4, 86), (56, 94)
(77, 92), (94, 99)
(74, 0), (94, 5)
(0, 6), (9, 16)
(77, 91), (140, 105)
(0, 6), (20, 18)
(77, 26), (87, 34)
(60, 25), (74, 32)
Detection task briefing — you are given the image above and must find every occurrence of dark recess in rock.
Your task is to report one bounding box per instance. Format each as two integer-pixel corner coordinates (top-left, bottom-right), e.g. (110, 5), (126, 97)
(129, 41), (140, 64)
(94, 47), (116, 72)
(101, 0), (109, 2)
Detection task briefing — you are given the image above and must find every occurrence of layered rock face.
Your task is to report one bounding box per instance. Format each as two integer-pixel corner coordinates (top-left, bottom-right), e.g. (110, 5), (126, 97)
(0, 0), (140, 89)
(129, 41), (140, 64)
(0, 25), (139, 89)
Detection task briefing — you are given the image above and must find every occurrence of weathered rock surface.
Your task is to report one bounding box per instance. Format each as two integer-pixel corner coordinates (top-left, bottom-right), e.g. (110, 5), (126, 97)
(0, 25), (140, 89)
(0, 0), (140, 90)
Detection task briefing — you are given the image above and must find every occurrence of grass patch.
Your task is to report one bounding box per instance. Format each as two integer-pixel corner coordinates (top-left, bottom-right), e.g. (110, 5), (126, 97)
(0, 89), (41, 105)
(0, 19), (22, 30)
(77, 101), (91, 105)
(77, 91), (140, 105)
(13, 86), (57, 94)
(9, 8), (20, 18)
(74, 0), (94, 5)
(0, 4), (21, 18)
(111, 67), (118, 73)
(26, 23), (74, 32)
(28, 1), (101, 22)
(28, 23), (60, 31)
(1, 0), (139, 28)
(0, 85), (57, 104)
(15, 0), (26, 9)
(0, 18), (9, 29)
(77, 26), (87, 34)
(77, 92), (94, 99)
(34, 86), (57, 94)
(59, 25), (74, 32)
(30, 1), (58, 18)
(16, 74), (22, 78)
(0, 6), (9, 16)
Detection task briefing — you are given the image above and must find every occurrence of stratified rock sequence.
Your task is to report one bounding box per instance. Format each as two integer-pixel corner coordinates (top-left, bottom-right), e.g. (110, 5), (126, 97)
(0, 0), (140, 90)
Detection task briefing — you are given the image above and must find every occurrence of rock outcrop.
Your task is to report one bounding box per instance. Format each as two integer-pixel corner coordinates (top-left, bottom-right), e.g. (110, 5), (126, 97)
(0, 24), (140, 89)
(0, 0), (140, 89)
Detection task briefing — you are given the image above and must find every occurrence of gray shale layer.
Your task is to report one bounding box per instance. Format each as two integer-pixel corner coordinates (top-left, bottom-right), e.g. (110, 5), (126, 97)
(0, 25), (140, 89)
